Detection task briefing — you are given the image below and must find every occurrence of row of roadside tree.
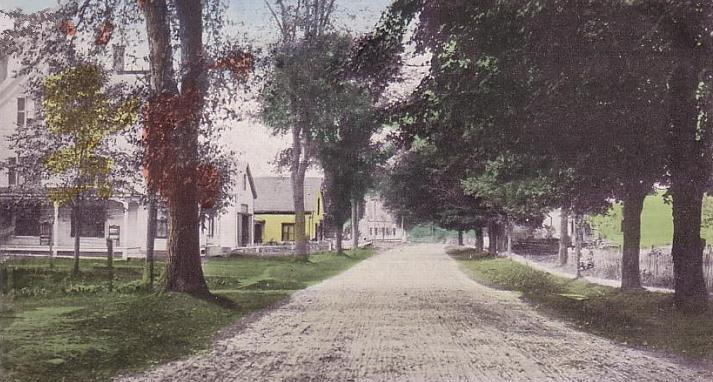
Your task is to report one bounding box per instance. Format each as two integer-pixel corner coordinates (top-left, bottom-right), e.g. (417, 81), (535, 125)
(365, 0), (713, 313)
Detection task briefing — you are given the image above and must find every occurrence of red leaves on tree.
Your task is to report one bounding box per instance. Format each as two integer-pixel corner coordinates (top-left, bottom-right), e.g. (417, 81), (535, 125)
(137, 0), (147, 12)
(196, 164), (221, 209)
(143, 93), (182, 197)
(213, 51), (254, 80)
(59, 19), (76, 38)
(142, 91), (222, 208)
(95, 21), (114, 46)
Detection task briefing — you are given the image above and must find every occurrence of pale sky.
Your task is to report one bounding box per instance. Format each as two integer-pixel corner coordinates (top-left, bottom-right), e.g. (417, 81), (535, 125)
(0, 0), (404, 177)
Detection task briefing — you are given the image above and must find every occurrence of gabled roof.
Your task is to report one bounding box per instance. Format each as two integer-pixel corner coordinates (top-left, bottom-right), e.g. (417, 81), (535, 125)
(254, 177), (322, 213)
(237, 162), (258, 199)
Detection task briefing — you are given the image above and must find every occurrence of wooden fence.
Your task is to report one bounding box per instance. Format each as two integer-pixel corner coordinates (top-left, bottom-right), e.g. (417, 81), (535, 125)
(583, 245), (713, 291)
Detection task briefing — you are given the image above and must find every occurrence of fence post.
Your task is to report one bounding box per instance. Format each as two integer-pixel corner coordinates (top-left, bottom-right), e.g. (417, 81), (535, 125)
(0, 266), (6, 294)
(106, 238), (114, 292)
(7, 267), (14, 293)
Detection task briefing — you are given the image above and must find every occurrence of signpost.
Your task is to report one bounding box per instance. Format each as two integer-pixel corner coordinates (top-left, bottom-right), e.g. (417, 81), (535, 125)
(107, 225), (120, 291)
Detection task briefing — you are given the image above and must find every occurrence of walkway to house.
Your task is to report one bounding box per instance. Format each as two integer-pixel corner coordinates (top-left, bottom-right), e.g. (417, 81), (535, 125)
(118, 244), (713, 382)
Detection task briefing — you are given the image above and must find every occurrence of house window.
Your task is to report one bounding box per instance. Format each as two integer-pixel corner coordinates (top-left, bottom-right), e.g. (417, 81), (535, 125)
(7, 157), (16, 186)
(17, 97), (26, 127)
(317, 198), (320, 215)
(70, 206), (106, 238)
(14, 206), (41, 236)
(202, 215), (216, 238)
(243, 174), (247, 191)
(281, 223), (295, 242)
(17, 157), (38, 186)
(156, 209), (168, 239)
(393, 228), (397, 236)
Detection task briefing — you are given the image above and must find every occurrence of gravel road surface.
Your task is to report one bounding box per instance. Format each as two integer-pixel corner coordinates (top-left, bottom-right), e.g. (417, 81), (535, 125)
(117, 244), (713, 381)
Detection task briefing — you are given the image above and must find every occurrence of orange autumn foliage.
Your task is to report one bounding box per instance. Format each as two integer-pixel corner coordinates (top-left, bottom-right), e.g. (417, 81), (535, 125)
(213, 51), (254, 80)
(59, 19), (76, 38)
(196, 163), (221, 209)
(95, 21), (114, 45)
(142, 92), (222, 208)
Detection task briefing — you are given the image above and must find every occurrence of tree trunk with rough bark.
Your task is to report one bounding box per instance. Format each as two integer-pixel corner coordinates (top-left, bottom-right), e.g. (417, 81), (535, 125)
(671, 188), (708, 311)
(72, 201), (82, 276)
(621, 188), (646, 290)
(507, 226), (512, 255)
(559, 208), (569, 266)
(574, 214), (582, 278)
(351, 199), (359, 249)
(292, 166), (308, 259)
(335, 225), (343, 255)
(498, 223), (507, 253)
(475, 227), (484, 253)
(668, 42), (709, 313)
(160, 0), (209, 293)
(457, 230), (464, 246)
(144, 195), (157, 289)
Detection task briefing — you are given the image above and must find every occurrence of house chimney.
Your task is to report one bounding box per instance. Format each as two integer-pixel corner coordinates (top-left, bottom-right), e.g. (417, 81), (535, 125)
(0, 55), (8, 83)
(112, 45), (125, 74)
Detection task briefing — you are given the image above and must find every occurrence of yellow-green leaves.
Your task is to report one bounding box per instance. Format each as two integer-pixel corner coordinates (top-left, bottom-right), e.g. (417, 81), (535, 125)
(41, 63), (137, 204)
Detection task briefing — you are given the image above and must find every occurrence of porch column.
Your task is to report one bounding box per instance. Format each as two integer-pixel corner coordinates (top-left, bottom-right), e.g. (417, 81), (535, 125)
(52, 201), (59, 256)
(250, 214), (255, 246)
(122, 201), (129, 249)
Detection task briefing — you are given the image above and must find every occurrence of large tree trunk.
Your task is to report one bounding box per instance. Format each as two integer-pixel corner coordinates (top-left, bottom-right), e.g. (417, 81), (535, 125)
(72, 201), (81, 276)
(289, 118), (310, 260)
(495, 223), (506, 252)
(292, 166), (308, 259)
(457, 230), (464, 246)
(559, 207), (569, 265)
(621, 188), (646, 290)
(574, 214), (582, 278)
(487, 220), (498, 255)
(506, 219), (513, 255)
(668, 44), (709, 313)
(475, 227), (484, 252)
(335, 224), (343, 255)
(161, 0), (209, 294)
(671, 189), (708, 311)
(144, 195), (157, 289)
(351, 198), (359, 249)
(165, 191), (206, 293)
(144, 0), (177, 92)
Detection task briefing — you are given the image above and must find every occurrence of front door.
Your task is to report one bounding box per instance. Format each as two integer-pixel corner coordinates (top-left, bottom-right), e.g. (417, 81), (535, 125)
(254, 223), (262, 244)
(241, 215), (250, 246)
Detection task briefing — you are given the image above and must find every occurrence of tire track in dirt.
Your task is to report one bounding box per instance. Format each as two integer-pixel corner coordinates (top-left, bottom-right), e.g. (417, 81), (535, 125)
(117, 244), (713, 381)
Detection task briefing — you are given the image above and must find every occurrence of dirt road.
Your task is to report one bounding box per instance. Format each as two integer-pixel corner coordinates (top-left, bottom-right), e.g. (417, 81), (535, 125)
(118, 244), (713, 381)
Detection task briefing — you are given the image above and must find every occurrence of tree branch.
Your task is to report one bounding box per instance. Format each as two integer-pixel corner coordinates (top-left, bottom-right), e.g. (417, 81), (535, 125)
(264, 0), (287, 40)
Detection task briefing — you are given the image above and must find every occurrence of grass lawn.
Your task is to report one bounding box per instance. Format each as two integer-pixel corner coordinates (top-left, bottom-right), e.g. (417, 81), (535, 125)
(457, 254), (713, 363)
(589, 190), (713, 248)
(0, 249), (373, 382)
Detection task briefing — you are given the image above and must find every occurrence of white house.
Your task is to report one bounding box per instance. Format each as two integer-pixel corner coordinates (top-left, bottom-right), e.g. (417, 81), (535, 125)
(358, 195), (405, 242)
(199, 162), (257, 256)
(0, 51), (257, 258)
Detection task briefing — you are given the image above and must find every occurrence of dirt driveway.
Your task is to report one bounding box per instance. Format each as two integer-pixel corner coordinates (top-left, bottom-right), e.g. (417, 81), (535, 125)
(118, 244), (713, 381)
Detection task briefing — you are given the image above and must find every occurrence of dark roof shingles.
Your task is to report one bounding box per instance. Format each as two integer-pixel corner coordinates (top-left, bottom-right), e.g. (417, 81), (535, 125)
(254, 177), (322, 213)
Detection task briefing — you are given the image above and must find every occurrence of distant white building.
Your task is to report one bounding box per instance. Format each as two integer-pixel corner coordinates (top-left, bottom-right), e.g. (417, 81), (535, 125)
(0, 51), (257, 258)
(358, 196), (405, 242)
(200, 162), (257, 256)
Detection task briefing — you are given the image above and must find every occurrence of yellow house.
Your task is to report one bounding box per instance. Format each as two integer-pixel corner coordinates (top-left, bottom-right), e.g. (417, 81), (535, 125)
(253, 177), (324, 244)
